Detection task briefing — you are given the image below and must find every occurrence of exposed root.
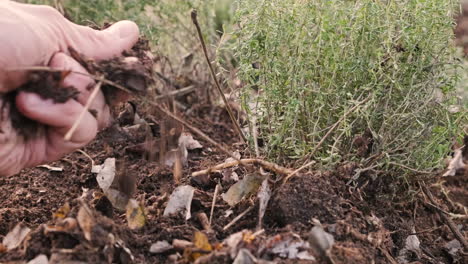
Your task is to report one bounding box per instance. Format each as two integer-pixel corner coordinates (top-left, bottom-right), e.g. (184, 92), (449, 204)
(421, 183), (468, 251)
(191, 158), (293, 177)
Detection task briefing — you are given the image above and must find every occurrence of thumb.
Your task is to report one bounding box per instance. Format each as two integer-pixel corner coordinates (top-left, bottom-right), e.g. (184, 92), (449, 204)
(61, 20), (140, 60)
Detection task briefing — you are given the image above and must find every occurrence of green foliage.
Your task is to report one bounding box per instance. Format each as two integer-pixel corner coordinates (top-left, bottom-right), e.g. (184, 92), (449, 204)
(234, 0), (466, 174)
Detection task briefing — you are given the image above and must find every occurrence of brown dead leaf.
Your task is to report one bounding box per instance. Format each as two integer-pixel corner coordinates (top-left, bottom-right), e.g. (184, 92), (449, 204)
(189, 231), (213, 261)
(77, 205), (95, 241)
(44, 218), (78, 234)
(126, 199), (146, 230)
(222, 173), (266, 206)
(2, 223), (31, 251)
(53, 202), (70, 219)
(443, 148), (466, 176)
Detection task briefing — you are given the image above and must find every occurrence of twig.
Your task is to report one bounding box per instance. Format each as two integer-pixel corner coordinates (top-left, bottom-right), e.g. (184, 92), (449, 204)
(282, 96), (371, 184)
(191, 10), (246, 143)
(223, 206), (253, 231)
(64, 81), (102, 141)
(192, 158), (293, 177)
(378, 246), (398, 264)
(154, 85), (196, 100)
(76, 149), (94, 167)
(421, 183), (468, 251)
(209, 184), (220, 227)
(195, 212), (211, 232)
(388, 162), (434, 175)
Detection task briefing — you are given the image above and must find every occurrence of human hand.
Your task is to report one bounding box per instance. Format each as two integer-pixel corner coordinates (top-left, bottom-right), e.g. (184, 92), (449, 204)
(0, 1), (139, 176)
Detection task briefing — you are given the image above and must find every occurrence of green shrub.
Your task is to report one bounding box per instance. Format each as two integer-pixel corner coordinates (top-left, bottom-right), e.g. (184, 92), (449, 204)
(234, 0), (466, 175)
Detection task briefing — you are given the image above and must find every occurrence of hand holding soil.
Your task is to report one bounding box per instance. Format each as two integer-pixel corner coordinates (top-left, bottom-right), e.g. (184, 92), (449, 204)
(0, 1), (139, 176)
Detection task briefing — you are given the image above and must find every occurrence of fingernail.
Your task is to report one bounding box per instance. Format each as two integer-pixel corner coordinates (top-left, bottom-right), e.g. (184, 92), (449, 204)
(107, 21), (139, 39)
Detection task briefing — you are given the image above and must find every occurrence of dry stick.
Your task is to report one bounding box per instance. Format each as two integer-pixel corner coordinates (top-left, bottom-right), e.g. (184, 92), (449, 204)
(209, 184), (220, 228)
(421, 183), (468, 251)
(378, 246), (398, 264)
(192, 158), (293, 177)
(223, 206), (254, 231)
(76, 149), (95, 167)
(154, 85), (196, 100)
(64, 81), (102, 141)
(282, 96), (371, 184)
(191, 10), (246, 143)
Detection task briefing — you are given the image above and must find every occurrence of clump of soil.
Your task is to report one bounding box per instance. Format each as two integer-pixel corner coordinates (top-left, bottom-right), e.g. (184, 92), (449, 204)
(267, 173), (345, 227)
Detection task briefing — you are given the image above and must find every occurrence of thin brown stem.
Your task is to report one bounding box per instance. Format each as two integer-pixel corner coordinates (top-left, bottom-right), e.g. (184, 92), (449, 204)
(64, 81), (102, 141)
(191, 10), (246, 143)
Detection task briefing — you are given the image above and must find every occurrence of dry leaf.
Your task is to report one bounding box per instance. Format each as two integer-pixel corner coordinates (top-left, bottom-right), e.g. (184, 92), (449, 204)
(163, 185), (195, 220)
(105, 188), (130, 211)
(53, 202), (70, 219)
(2, 223), (31, 251)
(222, 174), (265, 207)
(271, 237), (314, 260)
(126, 199), (146, 230)
(257, 179), (271, 229)
(233, 248), (257, 264)
(191, 231), (213, 260)
(77, 205), (95, 241)
(179, 132), (203, 150)
(93, 158), (116, 191)
(443, 148), (466, 176)
(149, 240), (173, 254)
(224, 231), (244, 258)
(27, 254), (49, 264)
(44, 218), (78, 234)
(397, 234), (422, 263)
(309, 226), (335, 254)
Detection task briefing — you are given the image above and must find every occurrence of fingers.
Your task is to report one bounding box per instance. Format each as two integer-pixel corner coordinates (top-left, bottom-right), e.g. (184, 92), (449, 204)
(0, 2), (139, 92)
(15, 92), (98, 161)
(49, 52), (111, 129)
(9, 1), (140, 60)
(62, 20), (140, 60)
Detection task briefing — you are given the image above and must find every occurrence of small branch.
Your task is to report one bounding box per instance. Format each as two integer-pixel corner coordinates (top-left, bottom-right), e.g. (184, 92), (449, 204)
(223, 206), (253, 231)
(282, 96), (371, 184)
(209, 184), (220, 228)
(421, 183), (468, 251)
(195, 212), (211, 232)
(76, 149), (94, 167)
(388, 162), (434, 175)
(191, 158), (293, 177)
(64, 81), (102, 141)
(191, 10), (246, 143)
(154, 85), (196, 100)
